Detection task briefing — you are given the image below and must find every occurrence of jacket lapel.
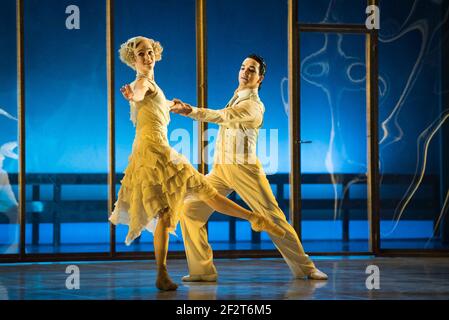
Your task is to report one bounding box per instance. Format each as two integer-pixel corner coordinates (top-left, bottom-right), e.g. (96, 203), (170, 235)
(232, 94), (251, 107)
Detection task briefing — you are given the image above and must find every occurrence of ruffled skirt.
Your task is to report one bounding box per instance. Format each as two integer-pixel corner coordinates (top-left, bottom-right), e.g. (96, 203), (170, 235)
(109, 132), (217, 245)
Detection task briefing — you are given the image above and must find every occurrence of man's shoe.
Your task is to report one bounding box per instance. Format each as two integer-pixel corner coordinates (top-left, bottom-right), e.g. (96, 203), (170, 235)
(307, 269), (328, 280)
(181, 274), (218, 282)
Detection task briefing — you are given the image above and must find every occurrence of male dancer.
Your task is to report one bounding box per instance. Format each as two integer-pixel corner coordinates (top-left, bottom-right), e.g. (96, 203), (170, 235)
(171, 54), (328, 281)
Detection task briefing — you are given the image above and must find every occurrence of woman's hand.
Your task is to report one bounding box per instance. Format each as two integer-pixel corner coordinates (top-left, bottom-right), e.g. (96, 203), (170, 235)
(170, 98), (193, 115)
(120, 84), (134, 101)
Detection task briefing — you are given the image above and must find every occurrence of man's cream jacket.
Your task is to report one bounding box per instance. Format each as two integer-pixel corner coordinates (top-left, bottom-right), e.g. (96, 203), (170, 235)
(187, 88), (265, 165)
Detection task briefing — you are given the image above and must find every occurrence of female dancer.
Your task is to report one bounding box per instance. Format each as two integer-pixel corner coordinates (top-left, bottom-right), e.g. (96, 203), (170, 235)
(109, 36), (284, 291)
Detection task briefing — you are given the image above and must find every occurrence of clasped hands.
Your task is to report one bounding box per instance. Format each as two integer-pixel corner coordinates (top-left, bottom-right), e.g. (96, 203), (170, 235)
(170, 98), (193, 115)
(120, 84), (192, 115)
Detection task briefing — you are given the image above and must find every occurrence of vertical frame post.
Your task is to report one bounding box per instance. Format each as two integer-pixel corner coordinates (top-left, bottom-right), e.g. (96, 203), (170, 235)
(196, 0), (208, 176)
(106, 0), (116, 256)
(366, 0), (380, 254)
(288, 0), (301, 237)
(17, 0), (26, 258)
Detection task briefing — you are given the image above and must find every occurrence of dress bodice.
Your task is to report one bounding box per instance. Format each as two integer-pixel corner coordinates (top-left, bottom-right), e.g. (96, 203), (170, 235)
(130, 78), (170, 140)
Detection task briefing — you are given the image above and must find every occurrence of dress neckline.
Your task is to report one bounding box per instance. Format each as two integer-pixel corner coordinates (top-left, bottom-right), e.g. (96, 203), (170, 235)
(136, 73), (155, 83)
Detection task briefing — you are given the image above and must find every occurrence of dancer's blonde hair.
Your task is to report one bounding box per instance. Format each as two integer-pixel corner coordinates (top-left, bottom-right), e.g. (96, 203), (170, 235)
(119, 36), (163, 70)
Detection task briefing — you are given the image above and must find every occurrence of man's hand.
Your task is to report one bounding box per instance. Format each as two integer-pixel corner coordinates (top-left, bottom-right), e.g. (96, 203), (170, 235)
(170, 98), (193, 115)
(120, 84), (134, 101)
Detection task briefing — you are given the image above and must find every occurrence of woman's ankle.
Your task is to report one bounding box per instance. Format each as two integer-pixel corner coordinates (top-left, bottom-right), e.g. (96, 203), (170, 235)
(248, 211), (260, 222)
(157, 265), (168, 274)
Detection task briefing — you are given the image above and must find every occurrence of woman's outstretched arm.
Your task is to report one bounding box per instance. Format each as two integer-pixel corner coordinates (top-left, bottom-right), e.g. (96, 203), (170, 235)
(120, 78), (154, 102)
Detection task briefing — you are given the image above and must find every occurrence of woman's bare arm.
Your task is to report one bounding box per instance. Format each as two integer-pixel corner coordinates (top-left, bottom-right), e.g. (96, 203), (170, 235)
(120, 78), (155, 102)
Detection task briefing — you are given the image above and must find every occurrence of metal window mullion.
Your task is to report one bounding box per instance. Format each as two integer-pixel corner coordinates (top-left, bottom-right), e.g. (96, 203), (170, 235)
(366, 0), (380, 255)
(196, 0), (208, 232)
(106, 0), (116, 256)
(196, 0), (208, 176)
(288, 0), (301, 238)
(366, 27), (380, 255)
(299, 24), (369, 33)
(17, 0), (26, 259)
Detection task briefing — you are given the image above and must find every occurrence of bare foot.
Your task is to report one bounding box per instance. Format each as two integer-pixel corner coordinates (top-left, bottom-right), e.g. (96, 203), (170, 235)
(249, 212), (286, 238)
(156, 270), (178, 291)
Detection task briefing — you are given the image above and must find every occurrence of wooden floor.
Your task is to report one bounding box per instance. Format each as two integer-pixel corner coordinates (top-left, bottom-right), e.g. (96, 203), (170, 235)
(1, 257), (449, 300)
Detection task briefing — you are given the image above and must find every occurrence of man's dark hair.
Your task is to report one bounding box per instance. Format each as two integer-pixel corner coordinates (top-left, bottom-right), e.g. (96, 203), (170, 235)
(246, 54), (266, 90)
(246, 53), (266, 77)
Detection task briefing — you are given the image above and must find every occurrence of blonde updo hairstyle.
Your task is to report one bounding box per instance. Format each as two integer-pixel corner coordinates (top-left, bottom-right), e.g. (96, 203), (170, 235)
(119, 36), (163, 70)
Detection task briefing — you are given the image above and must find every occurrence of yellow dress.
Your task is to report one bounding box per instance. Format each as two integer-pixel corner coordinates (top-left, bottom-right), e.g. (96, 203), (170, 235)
(109, 77), (217, 245)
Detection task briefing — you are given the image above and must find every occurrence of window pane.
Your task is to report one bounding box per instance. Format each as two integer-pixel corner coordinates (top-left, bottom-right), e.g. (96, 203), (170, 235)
(299, 0), (368, 24)
(0, 0), (19, 255)
(24, 0), (108, 253)
(379, 0), (449, 249)
(207, 0), (288, 251)
(300, 32), (369, 252)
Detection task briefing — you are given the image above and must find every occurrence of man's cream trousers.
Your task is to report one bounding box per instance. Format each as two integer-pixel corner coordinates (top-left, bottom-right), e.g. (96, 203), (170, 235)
(180, 161), (316, 278)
